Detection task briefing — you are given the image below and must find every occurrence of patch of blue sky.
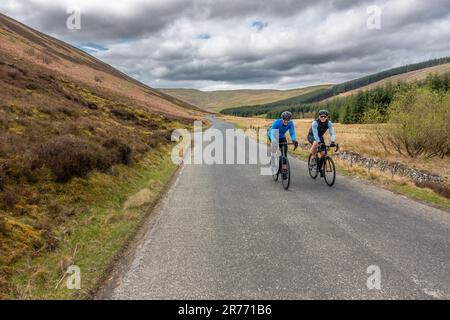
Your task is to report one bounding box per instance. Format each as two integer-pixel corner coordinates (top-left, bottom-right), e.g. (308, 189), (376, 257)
(76, 43), (109, 54)
(252, 21), (268, 31)
(196, 34), (211, 40)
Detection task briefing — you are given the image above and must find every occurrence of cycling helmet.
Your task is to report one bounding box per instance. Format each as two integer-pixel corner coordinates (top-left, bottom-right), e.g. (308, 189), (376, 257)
(281, 111), (292, 121)
(318, 109), (329, 116)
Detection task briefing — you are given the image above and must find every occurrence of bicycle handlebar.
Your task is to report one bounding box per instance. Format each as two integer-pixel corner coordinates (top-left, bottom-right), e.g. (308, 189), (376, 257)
(320, 143), (339, 152)
(278, 142), (298, 151)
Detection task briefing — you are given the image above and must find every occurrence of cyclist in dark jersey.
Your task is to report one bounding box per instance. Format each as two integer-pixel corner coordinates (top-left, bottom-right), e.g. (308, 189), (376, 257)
(307, 109), (336, 177)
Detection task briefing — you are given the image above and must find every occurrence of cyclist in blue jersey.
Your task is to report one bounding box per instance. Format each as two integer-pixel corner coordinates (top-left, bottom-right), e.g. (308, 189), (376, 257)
(269, 111), (299, 158)
(307, 109), (336, 177)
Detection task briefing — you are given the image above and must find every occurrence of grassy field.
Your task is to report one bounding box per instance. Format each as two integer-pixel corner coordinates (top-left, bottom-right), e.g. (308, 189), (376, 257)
(159, 85), (333, 112)
(2, 146), (178, 299)
(220, 115), (450, 209)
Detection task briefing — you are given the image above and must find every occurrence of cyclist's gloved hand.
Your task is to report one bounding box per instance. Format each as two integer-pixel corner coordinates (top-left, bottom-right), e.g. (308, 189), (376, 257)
(293, 141), (299, 148)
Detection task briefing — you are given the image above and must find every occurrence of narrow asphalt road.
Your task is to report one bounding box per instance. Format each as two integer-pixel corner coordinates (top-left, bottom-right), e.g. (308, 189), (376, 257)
(105, 119), (450, 299)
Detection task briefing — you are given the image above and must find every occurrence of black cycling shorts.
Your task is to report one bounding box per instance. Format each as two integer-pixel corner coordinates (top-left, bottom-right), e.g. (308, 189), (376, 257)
(307, 133), (324, 145)
(278, 137), (287, 157)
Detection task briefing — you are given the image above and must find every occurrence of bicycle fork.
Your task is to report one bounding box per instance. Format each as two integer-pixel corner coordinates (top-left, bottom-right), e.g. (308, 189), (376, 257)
(279, 156), (287, 172)
(316, 156), (325, 172)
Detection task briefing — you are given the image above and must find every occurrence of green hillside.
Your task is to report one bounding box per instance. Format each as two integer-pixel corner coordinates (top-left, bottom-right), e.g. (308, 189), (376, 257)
(221, 57), (450, 117)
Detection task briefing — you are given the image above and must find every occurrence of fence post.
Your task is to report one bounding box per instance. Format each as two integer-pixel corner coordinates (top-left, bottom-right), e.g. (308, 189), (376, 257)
(368, 159), (374, 173)
(391, 164), (397, 180)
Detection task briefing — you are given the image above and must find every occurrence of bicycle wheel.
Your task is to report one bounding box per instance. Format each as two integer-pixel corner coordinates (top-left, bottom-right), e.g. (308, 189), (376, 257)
(308, 154), (319, 179)
(281, 157), (291, 190)
(271, 154), (279, 182)
(323, 156), (336, 187)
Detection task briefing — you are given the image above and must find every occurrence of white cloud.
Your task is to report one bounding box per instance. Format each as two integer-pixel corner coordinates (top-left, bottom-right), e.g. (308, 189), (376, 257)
(1, 0), (449, 90)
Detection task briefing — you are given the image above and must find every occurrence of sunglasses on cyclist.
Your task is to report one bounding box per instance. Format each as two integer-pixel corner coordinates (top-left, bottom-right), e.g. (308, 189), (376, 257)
(319, 115), (327, 118)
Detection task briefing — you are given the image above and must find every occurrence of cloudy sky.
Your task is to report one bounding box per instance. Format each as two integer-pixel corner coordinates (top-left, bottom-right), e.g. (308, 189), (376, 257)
(1, 0), (449, 90)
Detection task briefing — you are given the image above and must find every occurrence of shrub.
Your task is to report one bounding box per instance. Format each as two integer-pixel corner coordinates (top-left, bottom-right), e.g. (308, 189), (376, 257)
(1, 188), (20, 209)
(6, 69), (19, 79)
(148, 131), (172, 148)
(24, 48), (36, 56)
(36, 135), (112, 182)
(161, 130), (173, 143)
(86, 102), (98, 110)
(56, 105), (79, 118)
(47, 203), (76, 225)
(0, 216), (5, 235)
(384, 87), (450, 158)
(41, 55), (52, 65)
(139, 119), (159, 130)
(25, 83), (40, 90)
(111, 107), (137, 121)
(415, 181), (450, 198)
(102, 138), (133, 165)
(0, 169), (4, 192)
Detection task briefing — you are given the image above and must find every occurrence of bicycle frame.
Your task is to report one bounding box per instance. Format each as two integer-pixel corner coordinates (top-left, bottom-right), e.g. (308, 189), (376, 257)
(308, 144), (339, 186)
(271, 142), (297, 190)
(317, 144), (339, 168)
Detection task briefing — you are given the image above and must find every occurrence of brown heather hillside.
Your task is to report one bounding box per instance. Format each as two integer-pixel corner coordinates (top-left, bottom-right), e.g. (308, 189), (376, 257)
(0, 14), (204, 296)
(0, 13), (204, 117)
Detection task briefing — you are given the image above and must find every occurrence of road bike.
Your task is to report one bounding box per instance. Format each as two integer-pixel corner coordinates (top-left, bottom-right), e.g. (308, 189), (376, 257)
(308, 144), (339, 187)
(271, 142), (297, 190)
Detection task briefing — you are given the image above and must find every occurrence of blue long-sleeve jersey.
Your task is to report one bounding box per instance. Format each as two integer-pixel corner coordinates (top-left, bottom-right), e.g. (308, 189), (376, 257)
(311, 119), (335, 142)
(269, 119), (297, 142)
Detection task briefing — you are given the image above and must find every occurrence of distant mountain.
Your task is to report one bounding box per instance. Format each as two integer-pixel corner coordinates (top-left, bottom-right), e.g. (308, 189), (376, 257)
(158, 85), (333, 112)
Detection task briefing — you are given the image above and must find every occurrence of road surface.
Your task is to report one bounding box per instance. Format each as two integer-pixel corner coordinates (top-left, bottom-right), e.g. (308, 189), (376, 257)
(104, 119), (450, 299)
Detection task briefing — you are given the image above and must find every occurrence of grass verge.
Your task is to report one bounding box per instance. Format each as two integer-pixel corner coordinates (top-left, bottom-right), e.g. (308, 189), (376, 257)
(4, 146), (178, 299)
(290, 148), (450, 211)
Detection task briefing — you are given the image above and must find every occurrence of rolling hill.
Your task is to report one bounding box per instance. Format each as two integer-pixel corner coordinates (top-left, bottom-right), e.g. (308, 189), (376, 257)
(221, 57), (450, 117)
(0, 13), (204, 297)
(331, 62), (450, 99)
(159, 85), (332, 112)
(0, 13), (203, 118)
